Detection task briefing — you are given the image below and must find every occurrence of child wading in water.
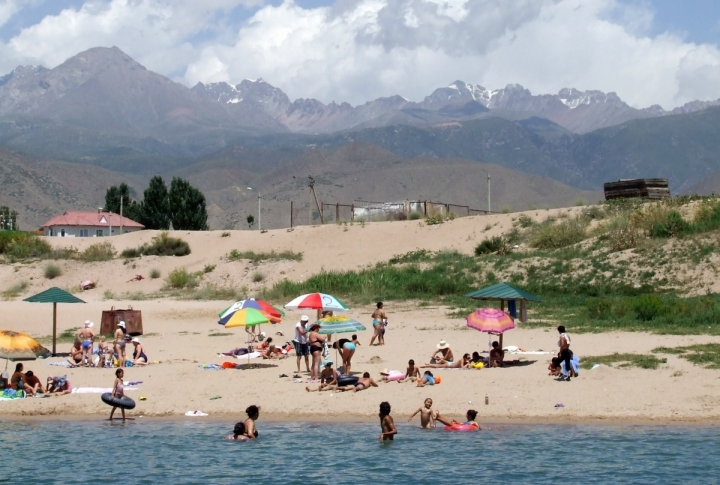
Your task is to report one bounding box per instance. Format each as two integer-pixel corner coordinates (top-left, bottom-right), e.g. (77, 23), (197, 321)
(109, 368), (126, 422)
(379, 401), (397, 441)
(408, 398), (439, 428)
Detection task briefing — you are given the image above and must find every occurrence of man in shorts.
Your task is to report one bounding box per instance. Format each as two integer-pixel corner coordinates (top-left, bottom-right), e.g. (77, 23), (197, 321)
(294, 315), (311, 375)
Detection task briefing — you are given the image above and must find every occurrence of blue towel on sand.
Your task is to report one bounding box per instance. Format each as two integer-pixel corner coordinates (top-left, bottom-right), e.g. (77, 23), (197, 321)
(561, 355), (580, 377)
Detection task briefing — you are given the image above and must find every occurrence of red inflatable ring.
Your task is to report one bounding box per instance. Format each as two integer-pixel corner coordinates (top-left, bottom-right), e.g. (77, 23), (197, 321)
(444, 424), (478, 432)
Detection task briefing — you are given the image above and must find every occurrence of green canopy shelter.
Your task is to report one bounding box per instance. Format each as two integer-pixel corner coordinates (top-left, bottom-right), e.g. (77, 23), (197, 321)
(464, 282), (542, 348)
(24, 287), (85, 356)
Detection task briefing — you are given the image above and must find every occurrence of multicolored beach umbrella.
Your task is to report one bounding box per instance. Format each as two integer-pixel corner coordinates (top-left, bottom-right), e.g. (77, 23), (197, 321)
(466, 308), (515, 334)
(219, 299), (282, 324)
(315, 316), (366, 335)
(223, 308), (272, 329)
(284, 293), (349, 312)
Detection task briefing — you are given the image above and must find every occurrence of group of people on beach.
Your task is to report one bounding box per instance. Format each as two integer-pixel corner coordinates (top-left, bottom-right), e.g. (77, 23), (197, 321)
(68, 320), (148, 368)
(0, 362), (72, 397)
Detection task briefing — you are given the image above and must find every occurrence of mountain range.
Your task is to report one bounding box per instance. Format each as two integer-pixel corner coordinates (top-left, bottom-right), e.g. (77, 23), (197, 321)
(2, 46), (720, 227)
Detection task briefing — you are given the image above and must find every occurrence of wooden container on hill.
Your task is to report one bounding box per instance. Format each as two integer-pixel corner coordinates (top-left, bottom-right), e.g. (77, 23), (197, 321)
(100, 306), (143, 336)
(604, 179), (671, 200)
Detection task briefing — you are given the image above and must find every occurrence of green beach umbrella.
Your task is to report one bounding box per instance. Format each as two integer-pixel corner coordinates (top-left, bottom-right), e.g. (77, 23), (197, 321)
(24, 287), (85, 356)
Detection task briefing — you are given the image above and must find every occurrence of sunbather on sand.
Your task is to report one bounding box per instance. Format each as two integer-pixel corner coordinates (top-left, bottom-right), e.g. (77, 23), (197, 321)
(67, 340), (83, 367)
(127, 274), (144, 282)
(306, 362), (338, 392)
(261, 344), (286, 359)
(422, 353), (471, 369)
(548, 357), (562, 376)
(408, 398), (439, 428)
(430, 340), (454, 364)
(338, 372), (378, 393)
(47, 376), (72, 396)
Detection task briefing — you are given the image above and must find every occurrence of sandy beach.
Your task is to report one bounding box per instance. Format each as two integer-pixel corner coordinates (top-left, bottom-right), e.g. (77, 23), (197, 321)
(2, 211), (720, 424)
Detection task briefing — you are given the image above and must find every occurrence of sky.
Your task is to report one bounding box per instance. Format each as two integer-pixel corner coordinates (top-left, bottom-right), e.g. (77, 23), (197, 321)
(0, 0), (719, 109)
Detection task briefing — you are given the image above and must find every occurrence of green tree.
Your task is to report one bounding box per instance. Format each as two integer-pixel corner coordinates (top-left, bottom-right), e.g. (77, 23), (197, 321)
(140, 176), (170, 230)
(104, 183), (131, 214)
(168, 177), (208, 231)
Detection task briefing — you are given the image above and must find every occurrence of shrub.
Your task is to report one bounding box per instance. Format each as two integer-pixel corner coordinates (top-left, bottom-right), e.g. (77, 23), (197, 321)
(204, 264), (216, 274)
(149, 268), (161, 279)
(44, 263), (62, 279)
(582, 205), (606, 220)
(2, 280), (29, 299)
(122, 232), (191, 258)
(252, 271), (265, 283)
(601, 215), (641, 252)
(425, 215), (444, 225)
(648, 210), (690, 238)
(515, 214), (535, 228)
(586, 298), (612, 319)
(634, 294), (664, 321)
(227, 250), (303, 263)
(79, 241), (116, 262)
(530, 216), (588, 249)
(120, 248), (141, 258)
(165, 268), (199, 289)
(475, 237), (503, 255)
(0, 232), (52, 261)
(409, 211), (422, 220)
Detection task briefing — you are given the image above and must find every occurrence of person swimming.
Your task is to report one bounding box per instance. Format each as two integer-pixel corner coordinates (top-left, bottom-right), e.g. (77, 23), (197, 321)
(435, 409), (481, 429)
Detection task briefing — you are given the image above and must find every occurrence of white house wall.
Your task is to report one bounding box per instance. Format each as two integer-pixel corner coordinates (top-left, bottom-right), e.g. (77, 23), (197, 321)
(44, 226), (143, 237)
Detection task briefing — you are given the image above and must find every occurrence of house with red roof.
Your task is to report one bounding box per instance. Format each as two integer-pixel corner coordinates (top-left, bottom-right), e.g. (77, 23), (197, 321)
(41, 210), (144, 237)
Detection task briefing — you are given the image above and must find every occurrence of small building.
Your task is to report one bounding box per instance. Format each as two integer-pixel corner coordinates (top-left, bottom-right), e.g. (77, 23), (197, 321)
(604, 178), (671, 200)
(41, 211), (144, 237)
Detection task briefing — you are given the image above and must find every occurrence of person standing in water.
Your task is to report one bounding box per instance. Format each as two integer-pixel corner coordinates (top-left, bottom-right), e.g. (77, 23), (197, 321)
(379, 401), (397, 441)
(109, 369), (126, 422)
(369, 302), (387, 346)
(243, 405), (260, 439)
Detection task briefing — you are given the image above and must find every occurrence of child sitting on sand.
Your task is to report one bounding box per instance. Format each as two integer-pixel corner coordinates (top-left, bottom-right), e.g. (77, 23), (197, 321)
(417, 371), (435, 387)
(408, 398), (439, 428)
(306, 362), (338, 392)
(399, 359), (421, 383)
(548, 357), (562, 377)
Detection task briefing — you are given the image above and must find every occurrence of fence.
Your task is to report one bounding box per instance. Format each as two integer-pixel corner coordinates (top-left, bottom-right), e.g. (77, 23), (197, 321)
(289, 199), (493, 227)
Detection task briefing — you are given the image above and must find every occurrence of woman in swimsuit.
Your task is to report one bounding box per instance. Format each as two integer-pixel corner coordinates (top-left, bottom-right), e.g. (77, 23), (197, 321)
(333, 338), (356, 376)
(369, 302), (386, 346)
(379, 401), (397, 441)
(243, 405), (260, 440)
(67, 340), (83, 367)
(114, 321), (127, 368)
(422, 353), (471, 369)
(109, 369), (126, 422)
(131, 338), (148, 366)
(307, 324), (326, 382)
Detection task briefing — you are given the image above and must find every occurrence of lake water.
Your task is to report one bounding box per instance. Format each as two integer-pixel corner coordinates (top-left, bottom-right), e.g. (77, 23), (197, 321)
(1, 420), (719, 484)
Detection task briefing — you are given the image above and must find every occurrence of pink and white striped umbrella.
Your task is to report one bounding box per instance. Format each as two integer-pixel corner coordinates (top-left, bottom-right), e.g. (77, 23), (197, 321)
(284, 293), (349, 312)
(466, 308), (515, 334)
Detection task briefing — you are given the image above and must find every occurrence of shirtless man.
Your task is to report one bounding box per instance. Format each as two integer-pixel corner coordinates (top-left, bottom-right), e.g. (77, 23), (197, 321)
(338, 372), (378, 393)
(422, 353), (471, 369)
(305, 362), (338, 392)
(77, 321), (95, 367)
(67, 340), (83, 367)
(408, 398), (439, 428)
(429, 340), (454, 364)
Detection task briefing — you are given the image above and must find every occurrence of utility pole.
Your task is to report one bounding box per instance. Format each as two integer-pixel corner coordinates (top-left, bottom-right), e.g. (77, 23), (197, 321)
(120, 196), (124, 235)
(481, 168), (491, 213)
(258, 193), (262, 231)
(308, 176), (324, 224)
(308, 178), (313, 225)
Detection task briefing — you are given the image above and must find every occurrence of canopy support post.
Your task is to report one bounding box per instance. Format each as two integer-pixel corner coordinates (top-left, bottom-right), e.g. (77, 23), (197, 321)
(52, 302), (57, 356)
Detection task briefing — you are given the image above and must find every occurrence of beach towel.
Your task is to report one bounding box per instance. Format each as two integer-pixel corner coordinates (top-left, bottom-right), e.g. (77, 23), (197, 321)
(198, 364), (222, 370)
(561, 355), (580, 377)
(234, 352), (261, 360)
(0, 389), (23, 400)
(48, 362), (73, 367)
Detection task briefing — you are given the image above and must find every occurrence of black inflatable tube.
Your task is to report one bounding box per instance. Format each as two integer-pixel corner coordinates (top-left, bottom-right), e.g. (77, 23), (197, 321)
(336, 375), (358, 387)
(101, 392), (136, 410)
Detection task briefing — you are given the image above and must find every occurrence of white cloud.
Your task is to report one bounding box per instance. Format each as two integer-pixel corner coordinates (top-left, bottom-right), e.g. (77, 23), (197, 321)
(1, 0), (720, 109)
(0, 0), (36, 27)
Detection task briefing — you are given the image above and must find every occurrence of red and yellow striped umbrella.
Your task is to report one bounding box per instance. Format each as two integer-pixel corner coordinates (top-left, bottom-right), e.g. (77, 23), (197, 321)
(466, 308), (515, 334)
